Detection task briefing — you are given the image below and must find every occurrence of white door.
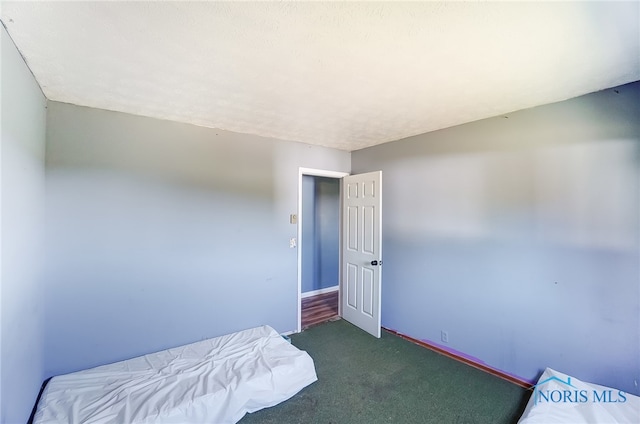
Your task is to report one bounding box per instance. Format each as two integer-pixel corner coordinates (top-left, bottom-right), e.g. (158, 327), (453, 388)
(341, 171), (382, 338)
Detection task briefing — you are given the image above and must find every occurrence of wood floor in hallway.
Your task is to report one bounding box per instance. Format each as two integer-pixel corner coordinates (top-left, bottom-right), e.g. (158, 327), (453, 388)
(301, 290), (338, 330)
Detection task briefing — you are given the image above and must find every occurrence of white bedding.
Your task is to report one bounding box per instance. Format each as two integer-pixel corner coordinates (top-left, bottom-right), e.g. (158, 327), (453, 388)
(34, 325), (317, 424)
(518, 368), (640, 424)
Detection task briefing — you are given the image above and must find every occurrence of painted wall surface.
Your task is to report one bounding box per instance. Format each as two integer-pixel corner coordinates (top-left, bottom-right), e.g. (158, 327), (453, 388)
(316, 177), (340, 289)
(301, 176), (340, 293)
(301, 175), (316, 293)
(352, 82), (640, 395)
(44, 101), (350, 377)
(1, 27), (47, 423)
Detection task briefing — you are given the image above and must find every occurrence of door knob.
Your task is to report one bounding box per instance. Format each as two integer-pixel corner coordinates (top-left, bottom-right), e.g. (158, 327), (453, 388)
(370, 260), (382, 266)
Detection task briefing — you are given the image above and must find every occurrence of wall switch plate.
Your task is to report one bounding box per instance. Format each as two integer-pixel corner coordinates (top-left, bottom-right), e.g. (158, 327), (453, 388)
(289, 238), (297, 248)
(290, 214), (297, 224)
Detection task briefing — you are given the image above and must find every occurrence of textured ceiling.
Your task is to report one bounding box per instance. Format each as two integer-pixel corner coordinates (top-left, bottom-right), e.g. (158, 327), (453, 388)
(2, 1), (639, 151)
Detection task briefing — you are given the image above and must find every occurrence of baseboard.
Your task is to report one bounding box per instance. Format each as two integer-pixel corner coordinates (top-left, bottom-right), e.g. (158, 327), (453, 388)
(301, 285), (339, 299)
(382, 327), (533, 390)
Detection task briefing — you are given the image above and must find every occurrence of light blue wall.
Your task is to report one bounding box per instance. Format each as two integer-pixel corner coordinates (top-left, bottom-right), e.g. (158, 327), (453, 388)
(1, 27), (47, 423)
(301, 176), (340, 293)
(44, 101), (350, 377)
(316, 177), (340, 289)
(352, 82), (640, 395)
(301, 175), (317, 293)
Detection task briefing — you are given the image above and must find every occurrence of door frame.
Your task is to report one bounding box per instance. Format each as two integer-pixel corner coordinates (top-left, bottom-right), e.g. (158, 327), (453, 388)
(297, 167), (349, 333)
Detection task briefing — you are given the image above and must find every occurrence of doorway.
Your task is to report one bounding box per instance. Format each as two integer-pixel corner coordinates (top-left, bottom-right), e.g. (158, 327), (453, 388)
(297, 168), (348, 332)
(297, 168), (383, 337)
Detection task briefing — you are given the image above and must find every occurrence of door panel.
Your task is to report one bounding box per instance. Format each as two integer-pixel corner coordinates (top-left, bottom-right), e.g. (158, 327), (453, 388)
(341, 171), (382, 338)
(347, 263), (358, 308)
(347, 206), (358, 251)
(363, 206), (374, 254)
(362, 268), (374, 316)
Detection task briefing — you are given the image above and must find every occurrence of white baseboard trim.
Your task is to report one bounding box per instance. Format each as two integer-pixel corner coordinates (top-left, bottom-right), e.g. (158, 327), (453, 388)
(301, 285), (339, 299)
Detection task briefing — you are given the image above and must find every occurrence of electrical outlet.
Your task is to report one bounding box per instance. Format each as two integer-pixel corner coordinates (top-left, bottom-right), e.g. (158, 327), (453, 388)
(441, 331), (449, 343)
(289, 238), (297, 248)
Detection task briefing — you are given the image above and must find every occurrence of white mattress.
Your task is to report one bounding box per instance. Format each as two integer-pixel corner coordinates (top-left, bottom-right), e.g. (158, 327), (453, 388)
(518, 368), (640, 424)
(34, 325), (317, 424)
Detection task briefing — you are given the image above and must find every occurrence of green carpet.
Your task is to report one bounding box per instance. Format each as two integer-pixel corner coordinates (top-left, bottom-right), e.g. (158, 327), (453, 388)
(239, 319), (531, 424)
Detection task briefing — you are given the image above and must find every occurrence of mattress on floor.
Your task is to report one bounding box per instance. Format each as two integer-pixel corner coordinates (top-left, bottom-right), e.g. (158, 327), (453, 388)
(518, 368), (639, 424)
(33, 325), (317, 424)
